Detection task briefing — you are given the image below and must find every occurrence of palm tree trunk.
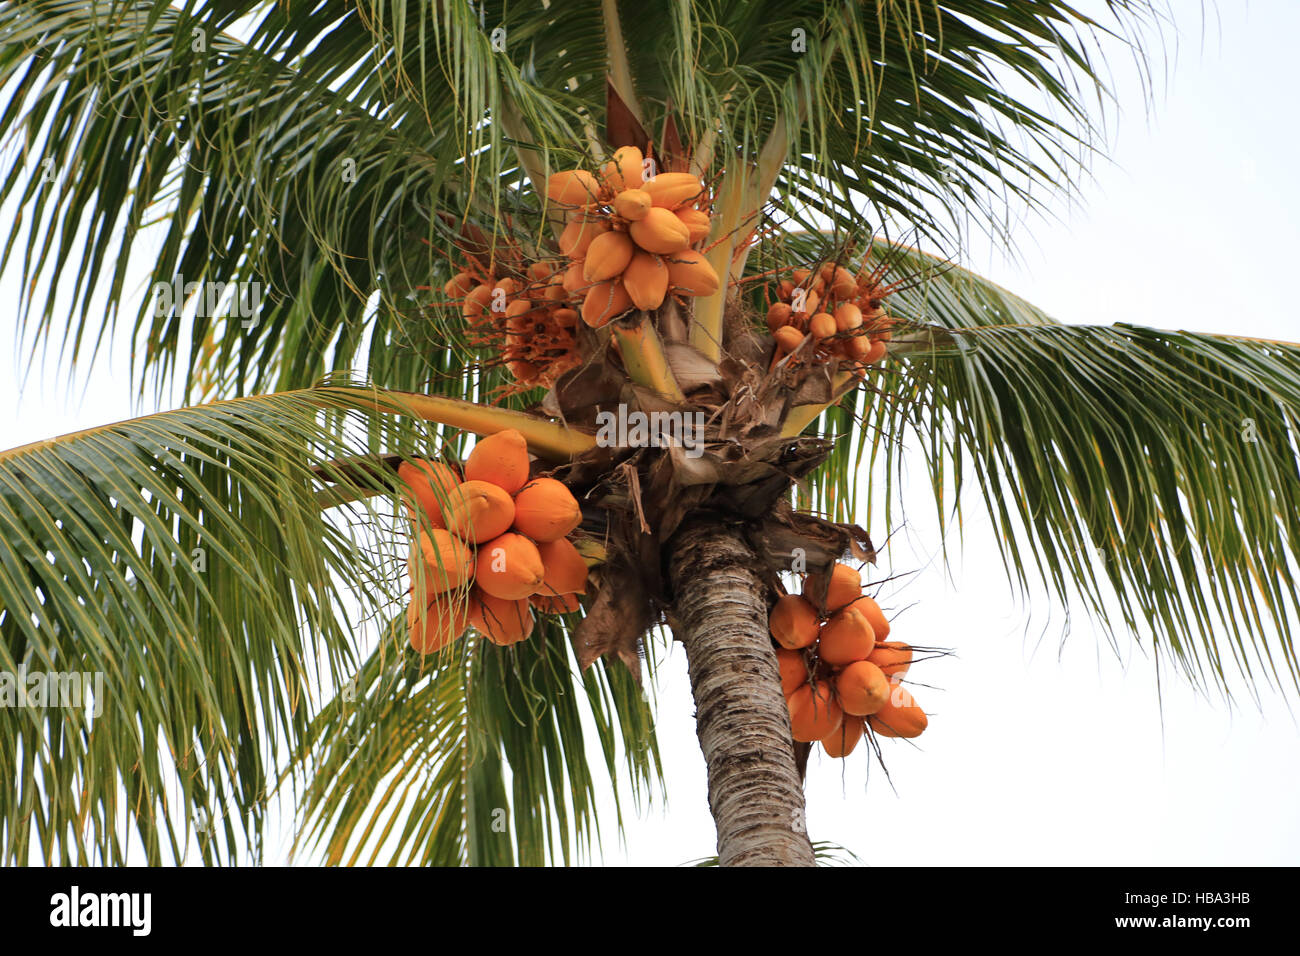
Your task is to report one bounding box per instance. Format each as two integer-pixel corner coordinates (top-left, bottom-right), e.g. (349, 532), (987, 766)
(667, 516), (815, 867)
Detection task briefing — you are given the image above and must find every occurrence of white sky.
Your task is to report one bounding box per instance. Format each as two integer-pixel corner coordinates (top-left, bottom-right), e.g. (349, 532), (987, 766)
(1, 0), (1297, 866)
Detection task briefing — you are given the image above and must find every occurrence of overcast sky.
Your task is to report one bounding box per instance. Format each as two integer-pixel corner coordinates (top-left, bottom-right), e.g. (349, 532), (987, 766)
(1, 0), (1296, 866)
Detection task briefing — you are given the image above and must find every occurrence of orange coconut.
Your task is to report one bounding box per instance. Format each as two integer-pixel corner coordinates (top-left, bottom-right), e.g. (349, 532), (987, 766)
(774, 326), (805, 354)
(507, 359), (540, 384)
(802, 562), (862, 613)
(787, 681), (843, 743)
(674, 207), (711, 244)
(776, 647), (810, 696)
(464, 429), (531, 492)
(475, 532), (546, 600)
(464, 429), (531, 495)
(665, 251), (720, 297)
(766, 302), (793, 331)
(817, 606), (875, 666)
(868, 682), (928, 738)
(396, 459), (461, 528)
(406, 594), (470, 654)
(512, 477), (582, 542)
(794, 288), (820, 317)
(833, 302), (863, 332)
(583, 231), (637, 282)
(769, 594), (820, 650)
(562, 259), (588, 294)
(442, 480), (515, 544)
(558, 216), (610, 259)
(821, 717), (865, 758)
(581, 279), (633, 327)
(866, 641), (913, 679)
(599, 146), (644, 192)
(546, 169), (600, 206)
(612, 188), (652, 221)
(845, 593), (891, 640)
(809, 312), (837, 341)
(834, 660), (891, 716)
(462, 283), (494, 324)
(535, 536), (588, 596)
(469, 589), (535, 646)
(443, 271), (475, 297)
(628, 207), (691, 255)
(844, 332), (872, 360)
(830, 266), (858, 299)
(407, 528), (474, 595)
(642, 172), (704, 209)
(622, 251), (670, 310)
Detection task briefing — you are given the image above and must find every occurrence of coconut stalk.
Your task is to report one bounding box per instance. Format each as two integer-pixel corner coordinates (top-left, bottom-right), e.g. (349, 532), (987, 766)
(315, 386), (597, 459)
(668, 515), (816, 867)
(611, 316), (687, 403)
(780, 369), (857, 437)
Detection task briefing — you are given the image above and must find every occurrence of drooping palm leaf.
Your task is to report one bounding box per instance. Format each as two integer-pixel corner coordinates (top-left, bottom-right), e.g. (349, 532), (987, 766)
(779, 239), (1300, 698)
(886, 323), (1300, 698)
(292, 613), (660, 866)
(0, 0), (520, 401)
(0, 387), (405, 864)
(0, 0), (1159, 402)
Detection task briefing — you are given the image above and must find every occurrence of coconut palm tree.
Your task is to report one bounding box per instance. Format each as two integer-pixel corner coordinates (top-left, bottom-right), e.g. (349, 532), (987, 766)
(1, 0), (1296, 867)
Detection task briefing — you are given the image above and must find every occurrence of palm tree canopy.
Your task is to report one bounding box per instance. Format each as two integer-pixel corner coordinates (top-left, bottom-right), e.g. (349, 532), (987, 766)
(3, 0), (1298, 867)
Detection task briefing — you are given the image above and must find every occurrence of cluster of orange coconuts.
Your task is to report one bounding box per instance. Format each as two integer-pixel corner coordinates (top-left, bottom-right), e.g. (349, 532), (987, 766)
(399, 429), (589, 652)
(770, 562), (927, 757)
(445, 268), (582, 389)
(766, 263), (897, 373)
(546, 147), (720, 327)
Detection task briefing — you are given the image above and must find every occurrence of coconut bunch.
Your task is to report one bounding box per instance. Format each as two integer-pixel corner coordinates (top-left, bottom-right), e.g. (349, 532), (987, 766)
(765, 263), (898, 373)
(768, 561), (926, 758)
(398, 429), (589, 653)
(546, 147), (721, 328)
(445, 265), (582, 388)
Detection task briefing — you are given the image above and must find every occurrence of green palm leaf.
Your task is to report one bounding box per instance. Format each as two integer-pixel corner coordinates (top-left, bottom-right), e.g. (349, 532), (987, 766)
(791, 242), (1300, 697)
(292, 614), (660, 866)
(890, 323), (1300, 696)
(0, 0), (1158, 402)
(0, 387), (411, 863)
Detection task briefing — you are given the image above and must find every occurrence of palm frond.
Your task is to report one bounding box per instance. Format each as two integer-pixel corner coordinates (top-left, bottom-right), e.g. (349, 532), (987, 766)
(0, 386), (418, 864)
(0, 0), (505, 401)
(291, 613), (661, 866)
(0, 0), (1159, 404)
(798, 247), (1300, 699)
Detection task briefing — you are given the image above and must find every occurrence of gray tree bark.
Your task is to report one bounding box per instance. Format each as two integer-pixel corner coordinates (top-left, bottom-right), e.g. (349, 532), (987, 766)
(668, 516), (815, 867)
